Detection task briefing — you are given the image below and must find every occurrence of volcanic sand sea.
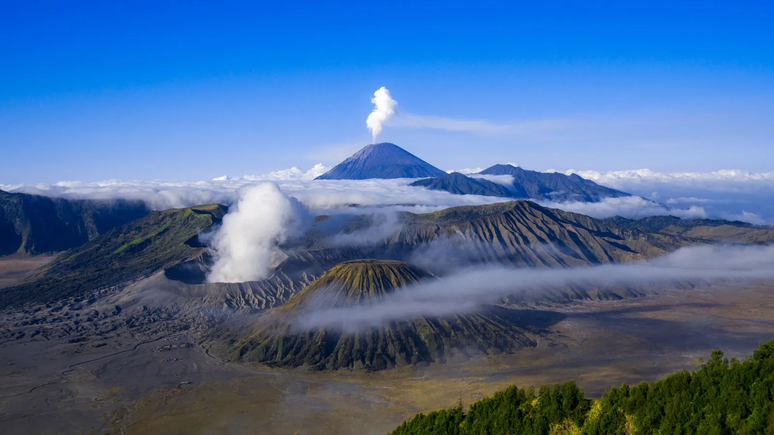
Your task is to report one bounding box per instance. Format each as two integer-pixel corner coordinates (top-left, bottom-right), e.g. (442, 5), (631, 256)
(0, 256), (55, 289)
(1, 280), (774, 434)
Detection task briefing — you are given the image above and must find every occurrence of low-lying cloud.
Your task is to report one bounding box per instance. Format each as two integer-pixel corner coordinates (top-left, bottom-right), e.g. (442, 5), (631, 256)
(295, 244), (774, 332)
(2, 167), (771, 223)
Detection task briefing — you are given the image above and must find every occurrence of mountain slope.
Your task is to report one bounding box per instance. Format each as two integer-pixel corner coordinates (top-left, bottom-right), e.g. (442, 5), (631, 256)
(0, 204), (227, 308)
(227, 260), (542, 370)
(315, 143), (446, 180)
(410, 172), (515, 197)
(607, 215), (774, 244)
(479, 164), (630, 202)
(393, 200), (683, 269)
(0, 190), (149, 256)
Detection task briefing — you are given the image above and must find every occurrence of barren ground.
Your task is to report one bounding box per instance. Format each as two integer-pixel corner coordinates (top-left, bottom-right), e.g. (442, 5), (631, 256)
(1, 256), (773, 435)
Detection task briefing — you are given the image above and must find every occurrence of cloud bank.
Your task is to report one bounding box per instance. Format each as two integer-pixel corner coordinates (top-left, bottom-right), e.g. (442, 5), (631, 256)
(3, 166), (771, 223)
(564, 168), (774, 224)
(295, 244), (774, 332)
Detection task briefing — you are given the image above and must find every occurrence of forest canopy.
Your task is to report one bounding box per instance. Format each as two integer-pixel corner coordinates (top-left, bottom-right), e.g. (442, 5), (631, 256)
(390, 340), (774, 434)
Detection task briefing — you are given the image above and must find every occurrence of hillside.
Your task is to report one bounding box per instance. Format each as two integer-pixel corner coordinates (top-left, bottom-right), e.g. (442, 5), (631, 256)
(607, 215), (774, 244)
(478, 164), (630, 202)
(226, 260), (540, 370)
(0, 204), (227, 308)
(394, 200), (684, 268)
(391, 340), (774, 434)
(0, 189), (149, 255)
(315, 143), (446, 179)
(410, 172), (515, 197)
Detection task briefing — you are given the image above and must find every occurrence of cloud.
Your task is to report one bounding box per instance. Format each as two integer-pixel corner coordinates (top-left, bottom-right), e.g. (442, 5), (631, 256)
(565, 168), (774, 224)
(206, 183), (312, 283)
(392, 114), (573, 135)
(2, 166), (769, 223)
(366, 87), (397, 141)
(294, 244), (774, 332)
(537, 196), (707, 220)
(447, 167), (485, 175)
(364, 86), (572, 138)
(567, 168), (774, 193)
(721, 210), (766, 225)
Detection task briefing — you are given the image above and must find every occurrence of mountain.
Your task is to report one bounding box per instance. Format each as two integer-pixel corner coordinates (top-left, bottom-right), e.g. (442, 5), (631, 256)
(393, 200), (683, 268)
(0, 190), (149, 256)
(315, 143), (446, 180)
(0, 204), (227, 309)
(2, 199), (691, 310)
(478, 164), (630, 202)
(607, 215), (774, 244)
(226, 260), (543, 370)
(409, 172), (514, 197)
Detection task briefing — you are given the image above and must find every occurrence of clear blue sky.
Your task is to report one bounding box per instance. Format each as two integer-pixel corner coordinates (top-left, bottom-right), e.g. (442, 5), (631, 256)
(1, 1), (772, 183)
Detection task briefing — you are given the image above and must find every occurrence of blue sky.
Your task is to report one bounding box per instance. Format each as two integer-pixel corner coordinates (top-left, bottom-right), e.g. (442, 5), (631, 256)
(1, 1), (772, 183)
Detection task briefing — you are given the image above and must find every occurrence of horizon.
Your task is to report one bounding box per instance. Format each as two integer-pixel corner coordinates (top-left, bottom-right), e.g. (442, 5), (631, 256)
(2, 1), (773, 185)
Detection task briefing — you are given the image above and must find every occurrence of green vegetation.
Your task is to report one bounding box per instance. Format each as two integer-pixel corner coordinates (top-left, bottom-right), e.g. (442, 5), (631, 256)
(0, 189), (149, 256)
(391, 340), (774, 434)
(0, 204), (227, 308)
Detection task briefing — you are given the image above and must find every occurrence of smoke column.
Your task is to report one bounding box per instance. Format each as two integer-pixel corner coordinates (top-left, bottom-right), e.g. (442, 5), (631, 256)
(365, 87), (397, 141)
(206, 183), (311, 283)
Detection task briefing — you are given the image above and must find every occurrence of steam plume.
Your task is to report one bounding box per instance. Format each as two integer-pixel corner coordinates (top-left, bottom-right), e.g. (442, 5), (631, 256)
(366, 87), (397, 140)
(206, 183), (311, 283)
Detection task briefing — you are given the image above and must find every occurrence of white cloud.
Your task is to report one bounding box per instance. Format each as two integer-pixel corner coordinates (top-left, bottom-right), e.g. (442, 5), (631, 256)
(446, 167), (484, 175)
(537, 196), (707, 220)
(3, 166), (771, 223)
(721, 210), (766, 225)
(566, 168), (774, 193)
(393, 114), (573, 135)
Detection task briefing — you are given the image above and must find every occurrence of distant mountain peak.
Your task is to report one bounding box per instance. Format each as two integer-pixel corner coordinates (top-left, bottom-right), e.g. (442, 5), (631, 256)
(315, 143), (446, 180)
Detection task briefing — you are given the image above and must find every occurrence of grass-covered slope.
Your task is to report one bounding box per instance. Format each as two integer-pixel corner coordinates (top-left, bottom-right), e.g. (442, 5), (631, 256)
(0, 189), (149, 255)
(391, 340), (774, 434)
(226, 260), (540, 371)
(0, 204), (226, 308)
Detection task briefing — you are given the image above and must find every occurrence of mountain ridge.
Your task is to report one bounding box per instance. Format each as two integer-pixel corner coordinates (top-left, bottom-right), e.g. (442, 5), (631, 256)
(315, 143), (446, 180)
(0, 189), (149, 256)
(478, 164), (630, 202)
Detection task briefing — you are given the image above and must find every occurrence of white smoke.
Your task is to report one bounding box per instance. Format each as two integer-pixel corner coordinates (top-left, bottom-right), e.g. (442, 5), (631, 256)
(206, 183), (312, 283)
(365, 87), (397, 141)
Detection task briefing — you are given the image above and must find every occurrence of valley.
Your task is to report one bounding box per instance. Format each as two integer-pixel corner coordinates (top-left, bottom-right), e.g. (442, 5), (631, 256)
(2, 278), (772, 434)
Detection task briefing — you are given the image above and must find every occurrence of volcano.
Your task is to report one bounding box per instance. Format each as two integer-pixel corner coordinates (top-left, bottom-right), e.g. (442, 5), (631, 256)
(228, 260), (544, 370)
(315, 143), (446, 180)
